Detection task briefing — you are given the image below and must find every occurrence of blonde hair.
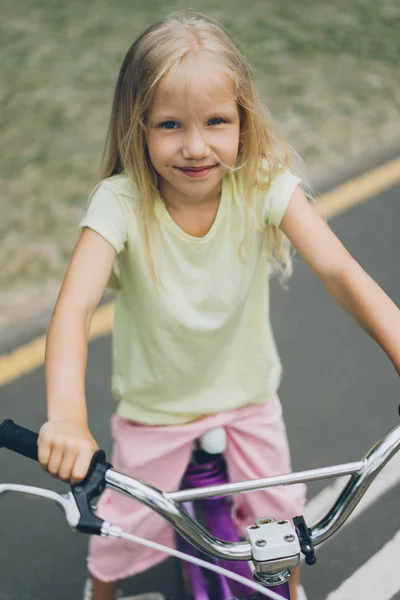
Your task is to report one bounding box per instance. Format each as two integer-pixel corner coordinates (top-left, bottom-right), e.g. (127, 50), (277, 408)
(102, 10), (295, 282)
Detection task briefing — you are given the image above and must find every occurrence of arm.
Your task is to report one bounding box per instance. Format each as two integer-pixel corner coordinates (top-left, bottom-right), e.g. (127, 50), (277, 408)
(280, 187), (400, 375)
(40, 227), (116, 482)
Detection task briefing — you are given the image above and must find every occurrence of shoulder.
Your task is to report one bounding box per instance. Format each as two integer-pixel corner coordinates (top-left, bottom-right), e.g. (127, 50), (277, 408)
(256, 160), (300, 189)
(90, 174), (136, 207)
(81, 174), (137, 255)
(87, 173), (139, 226)
(256, 161), (302, 227)
(102, 173), (135, 195)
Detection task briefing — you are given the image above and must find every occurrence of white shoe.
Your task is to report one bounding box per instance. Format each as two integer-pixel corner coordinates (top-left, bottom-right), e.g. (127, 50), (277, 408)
(297, 585), (308, 600)
(82, 579), (93, 600)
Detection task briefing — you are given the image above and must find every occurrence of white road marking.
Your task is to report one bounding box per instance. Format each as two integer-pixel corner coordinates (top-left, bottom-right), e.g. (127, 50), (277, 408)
(305, 450), (400, 528)
(325, 529), (400, 599)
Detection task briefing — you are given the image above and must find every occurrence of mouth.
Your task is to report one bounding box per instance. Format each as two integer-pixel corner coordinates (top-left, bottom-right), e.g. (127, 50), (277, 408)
(174, 165), (218, 179)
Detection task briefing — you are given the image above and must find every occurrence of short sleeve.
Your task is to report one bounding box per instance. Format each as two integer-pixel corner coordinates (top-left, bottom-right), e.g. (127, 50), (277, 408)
(263, 170), (301, 227)
(80, 181), (128, 254)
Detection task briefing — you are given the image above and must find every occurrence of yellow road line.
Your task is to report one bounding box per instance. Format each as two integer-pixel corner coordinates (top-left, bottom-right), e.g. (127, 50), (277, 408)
(0, 303), (114, 388)
(314, 156), (400, 218)
(1, 157), (399, 389)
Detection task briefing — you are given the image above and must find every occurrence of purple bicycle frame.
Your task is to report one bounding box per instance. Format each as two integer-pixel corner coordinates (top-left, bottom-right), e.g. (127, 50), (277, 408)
(178, 452), (291, 600)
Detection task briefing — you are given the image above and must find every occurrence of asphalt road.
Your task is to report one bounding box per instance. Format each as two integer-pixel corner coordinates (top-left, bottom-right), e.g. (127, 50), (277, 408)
(0, 182), (399, 600)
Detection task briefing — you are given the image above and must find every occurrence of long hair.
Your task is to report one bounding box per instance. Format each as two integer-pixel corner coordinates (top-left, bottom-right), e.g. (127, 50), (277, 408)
(102, 10), (295, 282)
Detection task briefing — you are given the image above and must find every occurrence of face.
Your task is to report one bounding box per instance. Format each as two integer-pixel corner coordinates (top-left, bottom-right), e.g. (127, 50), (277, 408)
(146, 63), (241, 208)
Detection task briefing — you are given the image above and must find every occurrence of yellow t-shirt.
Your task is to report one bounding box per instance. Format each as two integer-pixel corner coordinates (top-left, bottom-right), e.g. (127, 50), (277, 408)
(80, 168), (301, 424)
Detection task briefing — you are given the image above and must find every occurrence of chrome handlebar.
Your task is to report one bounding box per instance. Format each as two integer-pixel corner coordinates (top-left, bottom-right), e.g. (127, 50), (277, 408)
(1, 421), (400, 562)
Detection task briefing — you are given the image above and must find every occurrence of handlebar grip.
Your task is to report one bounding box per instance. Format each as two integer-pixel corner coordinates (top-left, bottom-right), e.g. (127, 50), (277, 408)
(0, 419), (112, 536)
(0, 419), (39, 461)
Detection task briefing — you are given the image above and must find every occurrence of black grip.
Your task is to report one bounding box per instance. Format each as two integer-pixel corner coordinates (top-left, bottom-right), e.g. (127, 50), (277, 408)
(0, 419), (39, 461)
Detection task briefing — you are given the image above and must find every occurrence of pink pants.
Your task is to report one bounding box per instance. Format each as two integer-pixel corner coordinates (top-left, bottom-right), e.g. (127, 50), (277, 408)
(88, 397), (307, 581)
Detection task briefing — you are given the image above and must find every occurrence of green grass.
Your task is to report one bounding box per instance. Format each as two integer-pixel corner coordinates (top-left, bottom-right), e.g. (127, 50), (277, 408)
(1, 0), (399, 293)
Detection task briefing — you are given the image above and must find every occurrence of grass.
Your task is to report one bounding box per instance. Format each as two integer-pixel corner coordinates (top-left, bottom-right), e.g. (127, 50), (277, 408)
(1, 0), (399, 302)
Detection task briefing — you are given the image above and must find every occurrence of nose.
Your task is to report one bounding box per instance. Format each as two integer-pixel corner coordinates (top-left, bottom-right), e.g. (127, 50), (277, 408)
(181, 125), (210, 160)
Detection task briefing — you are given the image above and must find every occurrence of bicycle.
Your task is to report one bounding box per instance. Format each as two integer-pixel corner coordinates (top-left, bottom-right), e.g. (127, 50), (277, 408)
(1, 414), (400, 600)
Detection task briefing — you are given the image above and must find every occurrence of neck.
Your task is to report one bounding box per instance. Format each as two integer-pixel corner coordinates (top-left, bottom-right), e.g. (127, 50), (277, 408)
(159, 182), (222, 212)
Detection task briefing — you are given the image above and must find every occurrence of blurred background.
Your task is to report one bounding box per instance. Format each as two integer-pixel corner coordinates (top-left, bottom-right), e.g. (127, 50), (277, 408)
(1, 3), (400, 599)
(1, 0), (399, 331)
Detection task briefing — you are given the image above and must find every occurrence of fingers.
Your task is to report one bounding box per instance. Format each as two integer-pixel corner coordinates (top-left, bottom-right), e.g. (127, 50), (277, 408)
(58, 447), (78, 482)
(70, 445), (94, 485)
(47, 443), (65, 478)
(38, 430), (74, 481)
(37, 422), (97, 484)
(37, 425), (52, 470)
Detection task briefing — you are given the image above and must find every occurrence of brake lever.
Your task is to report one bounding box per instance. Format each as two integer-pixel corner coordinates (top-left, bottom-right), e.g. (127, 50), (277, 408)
(0, 483), (81, 527)
(71, 449), (113, 535)
(0, 449), (112, 536)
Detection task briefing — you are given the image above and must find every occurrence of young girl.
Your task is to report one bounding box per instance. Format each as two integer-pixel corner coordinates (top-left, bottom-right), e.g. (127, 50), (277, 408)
(38, 10), (400, 600)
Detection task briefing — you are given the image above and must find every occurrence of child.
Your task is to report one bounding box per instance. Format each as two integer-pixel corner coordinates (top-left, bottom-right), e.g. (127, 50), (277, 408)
(38, 10), (400, 600)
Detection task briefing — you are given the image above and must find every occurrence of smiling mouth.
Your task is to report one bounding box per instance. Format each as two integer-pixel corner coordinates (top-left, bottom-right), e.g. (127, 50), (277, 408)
(175, 165), (218, 178)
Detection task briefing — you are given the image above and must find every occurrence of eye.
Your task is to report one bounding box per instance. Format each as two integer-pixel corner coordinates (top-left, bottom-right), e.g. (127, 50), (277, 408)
(159, 121), (180, 130)
(208, 117), (229, 126)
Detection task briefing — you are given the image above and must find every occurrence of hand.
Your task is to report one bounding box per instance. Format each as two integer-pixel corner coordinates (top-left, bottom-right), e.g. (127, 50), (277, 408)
(38, 420), (99, 484)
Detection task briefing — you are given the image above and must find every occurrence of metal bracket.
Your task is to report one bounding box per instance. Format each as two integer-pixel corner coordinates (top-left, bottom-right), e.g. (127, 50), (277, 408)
(246, 517), (300, 578)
